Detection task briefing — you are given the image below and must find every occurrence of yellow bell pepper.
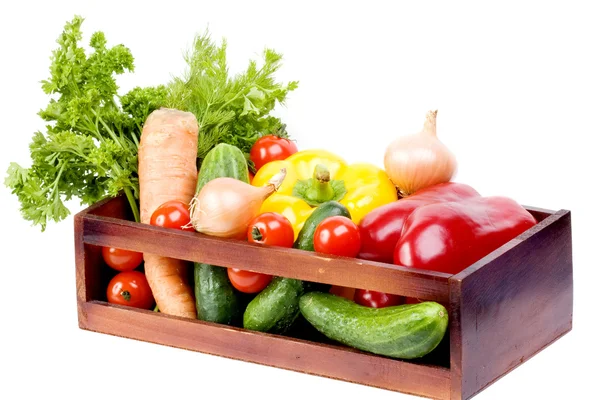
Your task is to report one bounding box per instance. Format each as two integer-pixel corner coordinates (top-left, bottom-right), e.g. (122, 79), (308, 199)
(252, 150), (398, 239)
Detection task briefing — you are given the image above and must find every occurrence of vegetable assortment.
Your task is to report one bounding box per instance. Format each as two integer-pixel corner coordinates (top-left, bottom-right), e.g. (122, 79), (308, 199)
(253, 150), (397, 237)
(6, 16), (542, 361)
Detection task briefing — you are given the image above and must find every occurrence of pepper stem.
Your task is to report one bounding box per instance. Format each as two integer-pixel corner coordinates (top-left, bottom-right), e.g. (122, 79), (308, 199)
(305, 164), (335, 203)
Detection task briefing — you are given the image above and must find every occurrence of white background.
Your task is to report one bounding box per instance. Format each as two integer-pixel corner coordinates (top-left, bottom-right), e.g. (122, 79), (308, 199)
(1, 1), (598, 399)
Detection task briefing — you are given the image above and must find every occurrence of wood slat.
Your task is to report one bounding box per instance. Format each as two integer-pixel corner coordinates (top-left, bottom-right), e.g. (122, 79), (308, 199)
(81, 213), (451, 302)
(80, 301), (451, 400)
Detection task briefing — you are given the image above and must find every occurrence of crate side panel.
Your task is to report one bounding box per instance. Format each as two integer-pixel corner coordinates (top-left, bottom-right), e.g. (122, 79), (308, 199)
(455, 210), (573, 399)
(82, 301), (451, 400)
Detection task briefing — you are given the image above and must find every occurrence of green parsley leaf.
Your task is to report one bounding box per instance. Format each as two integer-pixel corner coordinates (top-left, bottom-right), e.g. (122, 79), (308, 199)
(5, 16), (164, 229)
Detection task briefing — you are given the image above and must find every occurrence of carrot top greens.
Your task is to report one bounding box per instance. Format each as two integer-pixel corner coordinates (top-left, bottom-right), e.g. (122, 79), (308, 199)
(5, 16), (297, 231)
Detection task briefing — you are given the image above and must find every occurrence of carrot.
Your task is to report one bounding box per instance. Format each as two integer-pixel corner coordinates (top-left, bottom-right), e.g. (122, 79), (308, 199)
(139, 108), (198, 318)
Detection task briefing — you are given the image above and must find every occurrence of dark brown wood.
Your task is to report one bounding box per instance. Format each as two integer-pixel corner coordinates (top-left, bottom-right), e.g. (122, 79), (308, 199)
(73, 196), (573, 400)
(449, 210), (573, 399)
(522, 205), (553, 222)
(74, 214), (113, 310)
(80, 301), (451, 399)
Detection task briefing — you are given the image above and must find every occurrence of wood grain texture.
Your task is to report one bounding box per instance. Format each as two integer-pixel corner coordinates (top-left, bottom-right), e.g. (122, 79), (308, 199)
(80, 301), (451, 399)
(75, 210), (121, 307)
(80, 198), (451, 302)
(449, 209), (573, 399)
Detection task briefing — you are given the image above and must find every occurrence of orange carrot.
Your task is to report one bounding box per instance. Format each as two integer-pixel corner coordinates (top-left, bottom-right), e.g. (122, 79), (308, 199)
(139, 108), (198, 318)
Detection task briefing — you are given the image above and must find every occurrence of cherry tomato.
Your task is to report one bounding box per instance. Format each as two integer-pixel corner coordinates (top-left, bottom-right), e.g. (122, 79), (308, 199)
(227, 268), (273, 294)
(249, 135), (298, 171)
(313, 216), (361, 258)
(354, 289), (404, 308)
(405, 297), (423, 304)
(102, 247), (143, 272)
(329, 285), (356, 301)
(107, 271), (155, 309)
(150, 200), (195, 231)
(247, 212), (295, 247)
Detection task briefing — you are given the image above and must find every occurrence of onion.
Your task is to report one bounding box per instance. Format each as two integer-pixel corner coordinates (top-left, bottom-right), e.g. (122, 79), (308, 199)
(190, 169), (286, 238)
(384, 110), (457, 196)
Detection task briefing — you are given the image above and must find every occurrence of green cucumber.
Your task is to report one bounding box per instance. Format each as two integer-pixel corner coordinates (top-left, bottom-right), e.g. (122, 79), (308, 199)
(299, 292), (449, 359)
(295, 201), (350, 292)
(194, 143), (249, 325)
(195, 143), (250, 192)
(243, 277), (304, 333)
(293, 201), (351, 252)
(243, 201), (351, 333)
(194, 264), (242, 324)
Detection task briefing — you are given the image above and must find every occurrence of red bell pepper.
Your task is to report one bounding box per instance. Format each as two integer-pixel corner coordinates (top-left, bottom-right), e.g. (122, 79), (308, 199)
(358, 182), (480, 263)
(394, 196), (537, 274)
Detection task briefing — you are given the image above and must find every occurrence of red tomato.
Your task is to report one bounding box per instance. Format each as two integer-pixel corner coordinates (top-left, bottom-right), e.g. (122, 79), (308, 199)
(102, 247), (143, 272)
(249, 135), (298, 171)
(227, 268), (273, 294)
(150, 200), (195, 231)
(107, 271), (155, 309)
(247, 212), (294, 247)
(405, 297), (423, 304)
(329, 285), (356, 301)
(354, 289), (404, 308)
(313, 216), (361, 258)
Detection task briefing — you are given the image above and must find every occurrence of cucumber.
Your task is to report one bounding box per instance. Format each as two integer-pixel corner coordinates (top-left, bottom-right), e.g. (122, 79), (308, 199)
(295, 201), (350, 292)
(194, 264), (242, 324)
(194, 144), (249, 325)
(293, 201), (351, 252)
(243, 277), (304, 333)
(243, 202), (351, 332)
(196, 143), (250, 192)
(299, 292), (449, 359)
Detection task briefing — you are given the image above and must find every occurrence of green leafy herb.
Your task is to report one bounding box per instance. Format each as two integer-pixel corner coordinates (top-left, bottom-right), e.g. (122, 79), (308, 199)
(6, 17), (298, 232)
(5, 16), (165, 230)
(165, 31), (298, 162)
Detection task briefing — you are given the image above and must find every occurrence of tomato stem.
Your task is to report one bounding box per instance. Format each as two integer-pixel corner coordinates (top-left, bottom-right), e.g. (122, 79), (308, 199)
(121, 290), (131, 302)
(251, 226), (263, 242)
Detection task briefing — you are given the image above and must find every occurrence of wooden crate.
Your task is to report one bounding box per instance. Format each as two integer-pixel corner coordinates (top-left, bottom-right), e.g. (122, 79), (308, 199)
(74, 195), (573, 400)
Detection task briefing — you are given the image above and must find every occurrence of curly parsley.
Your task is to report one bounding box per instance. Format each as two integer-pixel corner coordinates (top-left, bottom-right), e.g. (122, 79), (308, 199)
(5, 16), (165, 229)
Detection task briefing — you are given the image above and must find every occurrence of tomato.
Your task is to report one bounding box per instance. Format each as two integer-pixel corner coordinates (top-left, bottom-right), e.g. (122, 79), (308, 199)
(247, 212), (294, 247)
(150, 200), (194, 231)
(102, 247), (143, 272)
(313, 216), (361, 258)
(329, 285), (356, 301)
(107, 271), (155, 309)
(404, 297), (422, 304)
(354, 289), (404, 308)
(227, 268), (273, 294)
(249, 135), (298, 172)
